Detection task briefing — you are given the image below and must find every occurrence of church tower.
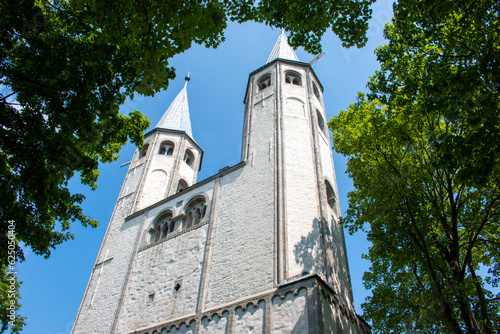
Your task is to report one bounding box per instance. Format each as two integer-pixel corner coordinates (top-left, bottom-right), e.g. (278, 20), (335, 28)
(72, 77), (203, 333)
(242, 31), (348, 288)
(73, 32), (370, 334)
(135, 76), (203, 211)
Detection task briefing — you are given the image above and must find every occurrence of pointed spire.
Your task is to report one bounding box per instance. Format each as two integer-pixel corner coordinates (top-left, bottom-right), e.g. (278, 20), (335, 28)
(266, 29), (299, 63)
(156, 75), (193, 138)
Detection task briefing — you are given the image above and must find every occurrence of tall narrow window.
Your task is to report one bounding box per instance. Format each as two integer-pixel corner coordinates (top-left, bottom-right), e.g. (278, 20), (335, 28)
(184, 149), (194, 167)
(139, 143), (149, 159)
(257, 74), (271, 91)
(325, 180), (336, 209)
(317, 110), (326, 135)
(313, 82), (321, 99)
(285, 71), (302, 86)
(158, 141), (174, 156)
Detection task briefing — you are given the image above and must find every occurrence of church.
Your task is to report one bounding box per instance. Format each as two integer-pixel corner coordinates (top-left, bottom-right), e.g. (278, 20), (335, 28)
(72, 31), (370, 334)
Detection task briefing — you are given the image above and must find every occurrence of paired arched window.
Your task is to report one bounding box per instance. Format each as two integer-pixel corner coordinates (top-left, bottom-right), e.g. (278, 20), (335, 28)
(257, 74), (271, 91)
(151, 211), (173, 242)
(184, 149), (194, 167)
(139, 143), (149, 159)
(285, 71), (302, 86)
(177, 179), (188, 193)
(158, 141), (174, 156)
(317, 110), (326, 135)
(325, 180), (336, 209)
(184, 197), (207, 230)
(149, 197), (208, 245)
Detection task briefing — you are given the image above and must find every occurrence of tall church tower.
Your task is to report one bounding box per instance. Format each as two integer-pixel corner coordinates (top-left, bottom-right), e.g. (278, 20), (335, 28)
(73, 32), (370, 334)
(242, 31), (348, 288)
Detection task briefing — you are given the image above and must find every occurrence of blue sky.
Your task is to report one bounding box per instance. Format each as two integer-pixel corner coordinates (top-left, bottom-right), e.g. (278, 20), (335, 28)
(17, 2), (394, 333)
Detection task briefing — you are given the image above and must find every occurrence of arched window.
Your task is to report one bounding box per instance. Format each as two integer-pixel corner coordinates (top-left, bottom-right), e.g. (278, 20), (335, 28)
(184, 197), (207, 229)
(177, 179), (188, 193)
(285, 71), (302, 86)
(184, 149), (194, 167)
(317, 110), (326, 134)
(325, 180), (336, 209)
(257, 74), (271, 91)
(313, 82), (320, 99)
(151, 211), (173, 243)
(139, 143), (149, 159)
(158, 141), (174, 156)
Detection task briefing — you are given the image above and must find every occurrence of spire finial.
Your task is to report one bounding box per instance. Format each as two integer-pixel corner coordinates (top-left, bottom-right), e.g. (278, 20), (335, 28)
(185, 71), (191, 82)
(184, 72), (191, 88)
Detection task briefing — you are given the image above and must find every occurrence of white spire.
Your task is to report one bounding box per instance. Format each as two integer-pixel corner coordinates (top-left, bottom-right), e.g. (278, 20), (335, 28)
(156, 75), (193, 138)
(266, 29), (299, 63)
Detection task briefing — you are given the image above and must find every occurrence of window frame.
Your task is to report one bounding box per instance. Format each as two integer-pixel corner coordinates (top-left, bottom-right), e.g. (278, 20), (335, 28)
(177, 179), (189, 193)
(325, 180), (336, 210)
(184, 196), (207, 229)
(150, 210), (173, 243)
(183, 149), (195, 167)
(284, 70), (302, 86)
(139, 143), (149, 159)
(257, 73), (272, 91)
(312, 82), (321, 99)
(316, 110), (327, 136)
(158, 140), (175, 156)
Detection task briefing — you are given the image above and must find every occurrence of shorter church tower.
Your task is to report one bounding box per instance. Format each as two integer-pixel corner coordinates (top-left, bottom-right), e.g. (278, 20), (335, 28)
(134, 76), (203, 211)
(72, 76), (203, 333)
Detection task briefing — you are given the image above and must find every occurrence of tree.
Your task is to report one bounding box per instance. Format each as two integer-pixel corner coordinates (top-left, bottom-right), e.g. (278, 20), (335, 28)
(0, 266), (24, 334)
(0, 0), (375, 330)
(329, 0), (500, 332)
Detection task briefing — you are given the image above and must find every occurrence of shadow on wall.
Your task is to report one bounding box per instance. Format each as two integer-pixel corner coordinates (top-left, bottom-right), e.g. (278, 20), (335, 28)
(293, 216), (353, 308)
(293, 218), (323, 278)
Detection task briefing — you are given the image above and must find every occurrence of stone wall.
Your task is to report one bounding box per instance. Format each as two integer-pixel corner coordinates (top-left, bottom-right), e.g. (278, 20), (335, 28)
(205, 83), (276, 307)
(117, 223), (209, 332)
(127, 275), (370, 334)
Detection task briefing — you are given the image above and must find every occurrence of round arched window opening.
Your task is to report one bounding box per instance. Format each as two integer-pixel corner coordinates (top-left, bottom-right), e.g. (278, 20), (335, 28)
(184, 197), (207, 229)
(151, 211), (173, 243)
(177, 179), (189, 193)
(139, 143), (149, 159)
(184, 149), (195, 167)
(159, 141), (175, 156)
(257, 74), (272, 91)
(285, 71), (302, 86)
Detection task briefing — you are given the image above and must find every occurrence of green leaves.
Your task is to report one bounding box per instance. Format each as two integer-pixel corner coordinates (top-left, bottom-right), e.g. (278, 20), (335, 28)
(0, 266), (25, 333)
(331, 1), (500, 332)
(255, 0), (375, 53)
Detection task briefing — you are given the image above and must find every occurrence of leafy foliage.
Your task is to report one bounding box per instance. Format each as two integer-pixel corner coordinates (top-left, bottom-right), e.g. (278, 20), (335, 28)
(0, 0), (375, 331)
(330, 0), (500, 332)
(0, 266), (24, 334)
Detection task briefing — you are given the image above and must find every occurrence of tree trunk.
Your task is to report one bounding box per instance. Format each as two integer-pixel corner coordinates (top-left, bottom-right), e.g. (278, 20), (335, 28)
(468, 260), (494, 334)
